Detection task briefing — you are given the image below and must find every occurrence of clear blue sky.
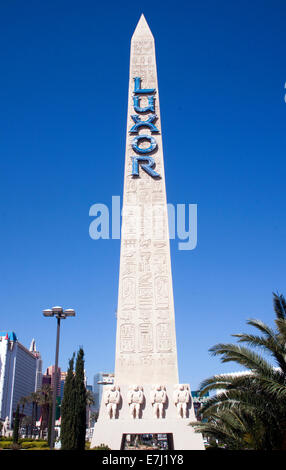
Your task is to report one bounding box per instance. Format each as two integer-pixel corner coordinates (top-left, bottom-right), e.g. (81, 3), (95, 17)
(0, 0), (285, 389)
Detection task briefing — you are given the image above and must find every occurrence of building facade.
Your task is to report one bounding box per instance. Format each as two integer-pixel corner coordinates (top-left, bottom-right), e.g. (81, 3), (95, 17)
(93, 372), (114, 412)
(0, 332), (41, 424)
(191, 391), (210, 421)
(44, 365), (62, 397)
(29, 339), (42, 391)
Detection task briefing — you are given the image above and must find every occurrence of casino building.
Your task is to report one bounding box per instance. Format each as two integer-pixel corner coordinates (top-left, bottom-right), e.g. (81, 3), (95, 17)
(0, 332), (42, 424)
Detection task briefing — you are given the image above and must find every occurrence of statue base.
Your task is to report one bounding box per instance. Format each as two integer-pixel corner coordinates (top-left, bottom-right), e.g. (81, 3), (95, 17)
(90, 384), (205, 450)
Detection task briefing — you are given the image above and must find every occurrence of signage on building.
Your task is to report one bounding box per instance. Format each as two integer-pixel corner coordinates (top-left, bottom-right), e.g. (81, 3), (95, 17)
(130, 77), (161, 178)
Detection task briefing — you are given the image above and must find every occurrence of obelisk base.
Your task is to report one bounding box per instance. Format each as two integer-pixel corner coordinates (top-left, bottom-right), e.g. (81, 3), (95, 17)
(90, 384), (205, 450)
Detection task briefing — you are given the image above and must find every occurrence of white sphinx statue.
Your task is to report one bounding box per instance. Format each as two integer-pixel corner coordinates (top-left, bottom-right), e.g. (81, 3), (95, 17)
(2, 416), (11, 437)
(173, 384), (190, 418)
(127, 385), (144, 419)
(150, 385), (167, 419)
(104, 385), (121, 419)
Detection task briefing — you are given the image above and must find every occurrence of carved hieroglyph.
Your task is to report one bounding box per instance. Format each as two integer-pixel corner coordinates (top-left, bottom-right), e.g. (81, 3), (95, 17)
(114, 13), (178, 386)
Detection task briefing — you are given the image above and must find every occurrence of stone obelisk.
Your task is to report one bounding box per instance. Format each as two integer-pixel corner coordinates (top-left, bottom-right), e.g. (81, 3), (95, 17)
(91, 14), (204, 450)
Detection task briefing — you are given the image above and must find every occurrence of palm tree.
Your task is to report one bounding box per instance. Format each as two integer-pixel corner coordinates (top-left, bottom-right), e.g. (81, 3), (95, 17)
(13, 404), (20, 444)
(37, 385), (53, 439)
(22, 416), (32, 438)
(19, 396), (28, 414)
(86, 390), (94, 428)
(18, 396), (29, 436)
(89, 410), (99, 427)
(191, 293), (286, 450)
(86, 389), (95, 428)
(86, 389), (95, 408)
(28, 391), (40, 437)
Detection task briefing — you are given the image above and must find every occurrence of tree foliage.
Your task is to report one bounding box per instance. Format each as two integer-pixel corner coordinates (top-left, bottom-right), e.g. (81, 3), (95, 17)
(13, 405), (20, 444)
(74, 348), (87, 451)
(191, 293), (286, 450)
(23, 384), (53, 438)
(61, 348), (87, 450)
(60, 353), (75, 449)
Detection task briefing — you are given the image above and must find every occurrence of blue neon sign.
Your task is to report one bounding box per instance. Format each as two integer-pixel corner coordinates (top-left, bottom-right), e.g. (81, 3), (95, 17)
(130, 77), (160, 178)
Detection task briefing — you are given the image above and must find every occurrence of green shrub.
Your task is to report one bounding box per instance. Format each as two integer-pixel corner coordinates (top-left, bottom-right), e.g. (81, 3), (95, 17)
(89, 443), (111, 450)
(21, 442), (36, 449)
(21, 441), (49, 449)
(0, 441), (13, 449)
(19, 438), (47, 443)
(0, 439), (49, 450)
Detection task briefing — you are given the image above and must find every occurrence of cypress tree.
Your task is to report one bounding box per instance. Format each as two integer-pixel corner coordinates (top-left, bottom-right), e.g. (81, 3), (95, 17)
(74, 348), (87, 451)
(13, 404), (20, 444)
(60, 353), (75, 450)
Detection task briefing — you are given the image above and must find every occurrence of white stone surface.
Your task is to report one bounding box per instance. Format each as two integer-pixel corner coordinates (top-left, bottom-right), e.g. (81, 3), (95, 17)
(92, 384), (204, 449)
(91, 14), (204, 450)
(115, 12), (178, 386)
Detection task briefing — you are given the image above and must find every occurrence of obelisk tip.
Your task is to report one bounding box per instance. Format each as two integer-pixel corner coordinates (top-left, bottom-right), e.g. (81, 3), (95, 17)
(132, 13), (154, 39)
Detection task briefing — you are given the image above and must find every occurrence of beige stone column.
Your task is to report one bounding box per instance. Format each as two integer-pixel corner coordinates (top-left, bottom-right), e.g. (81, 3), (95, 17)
(114, 14), (179, 386)
(91, 15), (204, 451)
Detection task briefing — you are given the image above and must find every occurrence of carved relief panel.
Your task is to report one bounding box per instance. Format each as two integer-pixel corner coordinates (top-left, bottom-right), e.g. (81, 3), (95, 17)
(153, 252), (167, 275)
(138, 323), (153, 352)
(120, 324), (135, 353)
(154, 276), (169, 308)
(122, 277), (136, 308)
(118, 309), (134, 322)
(156, 322), (172, 352)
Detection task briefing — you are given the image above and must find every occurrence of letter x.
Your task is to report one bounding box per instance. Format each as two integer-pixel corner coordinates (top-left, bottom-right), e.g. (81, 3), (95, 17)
(129, 114), (159, 133)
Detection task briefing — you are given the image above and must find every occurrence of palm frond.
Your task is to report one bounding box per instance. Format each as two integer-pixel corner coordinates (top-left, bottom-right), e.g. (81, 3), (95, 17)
(199, 374), (236, 395)
(196, 292), (286, 450)
(273, 293), (286, 320)
(209, 343), (277, 378)
(275, 318), (286, 340)
(233, 332), (286, 373)
(245, 319), (276, 339)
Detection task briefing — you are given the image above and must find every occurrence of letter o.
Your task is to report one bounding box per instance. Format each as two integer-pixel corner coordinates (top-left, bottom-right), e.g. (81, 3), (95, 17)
(131, 134), (157, 154)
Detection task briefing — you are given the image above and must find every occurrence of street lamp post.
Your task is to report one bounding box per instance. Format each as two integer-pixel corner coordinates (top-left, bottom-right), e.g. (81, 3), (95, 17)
(43, 306), (75, 450)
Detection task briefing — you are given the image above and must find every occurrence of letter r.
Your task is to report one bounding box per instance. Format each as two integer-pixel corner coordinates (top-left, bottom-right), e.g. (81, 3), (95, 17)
(131, 156), (160, 178)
